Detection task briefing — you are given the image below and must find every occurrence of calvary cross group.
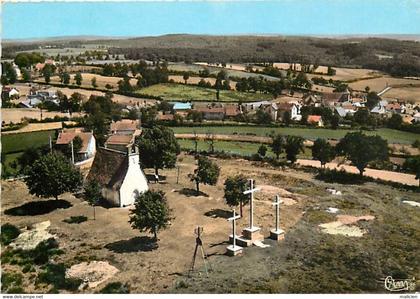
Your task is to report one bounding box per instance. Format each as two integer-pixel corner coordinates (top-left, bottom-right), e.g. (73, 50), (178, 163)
(227, 179), (285, 256)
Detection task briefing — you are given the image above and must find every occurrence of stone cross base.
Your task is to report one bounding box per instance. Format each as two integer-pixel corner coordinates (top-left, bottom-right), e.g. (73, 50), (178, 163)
(226, 245), (243, 256)
(229, 234), (253, 247)
(270, 228), (285, 241)
(242, 226), (264, 241)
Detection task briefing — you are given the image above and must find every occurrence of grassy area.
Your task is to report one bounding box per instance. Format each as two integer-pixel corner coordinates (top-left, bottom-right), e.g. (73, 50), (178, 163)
(2, 130), (55, 154)
(168, 63), (278, 81)
(2, 152), (24, 177)
(137, 83), (273, 102)
(2, 130), (55, 177)
(172, 126), (419, 144)
(178, 139), (312, 158)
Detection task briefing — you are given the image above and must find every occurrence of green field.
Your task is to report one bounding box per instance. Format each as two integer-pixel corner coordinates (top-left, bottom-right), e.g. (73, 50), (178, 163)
(2, 130), (55, 154)
(168, 63), (279, 81)
(178, 139), (312, 158)
(172, 126), (420, 144)
(138, 83), (273, 102)
(2, 130), (56, 178)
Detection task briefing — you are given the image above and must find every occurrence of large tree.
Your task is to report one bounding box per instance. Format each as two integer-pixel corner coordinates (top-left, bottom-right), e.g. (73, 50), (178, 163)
(24, 153), (82, 200)
(270, 134), (285, 159)
(312, 138), (335, 168)
(285, 135), (305, 163)
(129, 190), (172, 240)
(74, 72), (83, 86)
(224, 175), (249, 217)
(336, 132), (389, 176)
(189, 156), (220, 194)
(183, 72), (190, 84)
(136, 126), (180, 177)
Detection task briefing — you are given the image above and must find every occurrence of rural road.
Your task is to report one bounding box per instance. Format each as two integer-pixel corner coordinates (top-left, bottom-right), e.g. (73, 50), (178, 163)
(297, 159), (418, 187)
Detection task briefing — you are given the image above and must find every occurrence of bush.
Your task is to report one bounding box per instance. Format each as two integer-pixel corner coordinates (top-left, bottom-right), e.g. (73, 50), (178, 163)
(1, 271), (24, 294)
(315, 169), (369, 185)
(1, 223), (20, 245)
(63, 215), (88, 224)
(99, 282), (130, 294)
(36, 263), (82, 291)
(1, 238), (62, 267)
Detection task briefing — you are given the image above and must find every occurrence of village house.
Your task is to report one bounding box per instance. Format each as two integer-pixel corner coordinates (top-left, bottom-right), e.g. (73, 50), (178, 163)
(105, 135), (136, 152)
(172, 102), (192, 117)
(302, 94), (322, 107)
(307, 115), (324, 127)
(224, 104), (242, 119)
(18, 95), (43, 108)
(318, 90), (352, 108)
(260, 103), (279, 121)
(35, 59), (56, 72)
(86, 147), (149, 207)
(277, 102), (302, 121)
(2, 87), (20, 99)
(12, 63), (22, 79)
(242, 100), (271, 112)
(385, 102), (404, 114)
(157, 112), (175, 122)
(195, 106), (225, 120)
(110, 119), (141, 135)
(371, 100), (388, 115)
(105, 119), (141, 152)
(56, 129), (96, 162)
(336, 101), (357, 115)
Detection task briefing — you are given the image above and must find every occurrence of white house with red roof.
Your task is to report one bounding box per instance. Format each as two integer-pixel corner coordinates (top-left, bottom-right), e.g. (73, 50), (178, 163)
(56, 129), (96, 161)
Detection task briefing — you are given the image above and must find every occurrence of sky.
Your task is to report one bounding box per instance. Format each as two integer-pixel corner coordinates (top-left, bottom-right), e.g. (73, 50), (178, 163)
(2, 0), (420, 40)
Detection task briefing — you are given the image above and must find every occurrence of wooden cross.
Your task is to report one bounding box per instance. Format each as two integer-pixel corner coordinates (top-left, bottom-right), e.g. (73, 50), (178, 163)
(228, 209), (241, 249)
(272, 195), (282, 232)
(243, 179), (260, 229)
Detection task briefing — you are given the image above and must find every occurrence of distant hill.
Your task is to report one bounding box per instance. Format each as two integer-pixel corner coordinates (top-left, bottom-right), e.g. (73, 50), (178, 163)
(3, 34), (420, 76)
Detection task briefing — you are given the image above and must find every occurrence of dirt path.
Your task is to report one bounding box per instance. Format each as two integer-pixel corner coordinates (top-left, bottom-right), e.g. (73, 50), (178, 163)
(297, 159), (418, 186)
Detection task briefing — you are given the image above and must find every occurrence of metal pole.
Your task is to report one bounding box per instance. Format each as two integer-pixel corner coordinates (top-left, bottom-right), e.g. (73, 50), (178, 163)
(249, 179), (253, 229)
(276, 195), (279, 231)
(71, 140), (75, 164)
(49, 135), (52, 153)
(232, 209), (236, 248)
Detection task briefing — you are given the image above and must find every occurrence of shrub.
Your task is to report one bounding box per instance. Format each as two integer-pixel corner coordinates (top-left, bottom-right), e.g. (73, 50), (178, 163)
(37, 263), (82, 291)
(315, 169), (369, 185)
(63, 215), (88, 224)
(99, 282), (130, 294)
(1, 238), (62, 266)
(1, 271), (24, 294)
(1, 223), (20, 245)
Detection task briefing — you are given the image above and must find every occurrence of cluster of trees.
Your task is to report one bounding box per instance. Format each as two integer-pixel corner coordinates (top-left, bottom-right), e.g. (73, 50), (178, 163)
(57, 71), (83, 86)
(268, 134), (305, 163)
(363, 54), (420, 77)
(102, 63), (131, 77)
(311, 76), (348, 92)
(80, 93), (123, 145)
(311, 132), (389, 176)
(235, 76), (284, 96)
(14, 52), (44, 68)
(1, 62), (17, 85)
